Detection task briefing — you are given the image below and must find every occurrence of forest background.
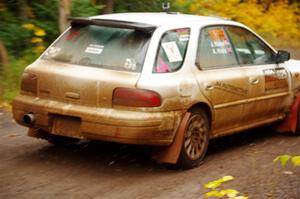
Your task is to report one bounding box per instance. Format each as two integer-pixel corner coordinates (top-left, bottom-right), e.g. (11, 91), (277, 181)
(0, 0), (299, 102)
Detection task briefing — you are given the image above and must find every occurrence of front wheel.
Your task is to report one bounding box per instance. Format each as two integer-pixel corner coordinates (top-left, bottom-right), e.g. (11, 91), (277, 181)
(178, 109), (210, 169)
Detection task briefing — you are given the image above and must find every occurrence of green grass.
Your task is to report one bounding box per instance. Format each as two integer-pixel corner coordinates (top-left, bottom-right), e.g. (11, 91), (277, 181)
(0, 52), (39, 103)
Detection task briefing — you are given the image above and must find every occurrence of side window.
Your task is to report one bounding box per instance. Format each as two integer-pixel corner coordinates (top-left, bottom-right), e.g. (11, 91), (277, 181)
(226, 26), (276, 65)
(196, 26), (238, 69)
(153, 28), (190, 73)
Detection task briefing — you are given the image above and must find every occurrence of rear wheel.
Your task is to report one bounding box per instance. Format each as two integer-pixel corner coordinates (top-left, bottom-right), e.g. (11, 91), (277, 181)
(178, 109), (210, 169)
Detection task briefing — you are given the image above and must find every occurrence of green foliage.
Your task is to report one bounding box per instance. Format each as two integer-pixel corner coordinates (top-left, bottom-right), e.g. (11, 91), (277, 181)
(0, 5), (31, 56)
(114, 0), (165, 12)
(72, 0), (104, 17)
(0, 52), (39, 102)
(30, 1), (59, 45)
(0, 1), (57, 56)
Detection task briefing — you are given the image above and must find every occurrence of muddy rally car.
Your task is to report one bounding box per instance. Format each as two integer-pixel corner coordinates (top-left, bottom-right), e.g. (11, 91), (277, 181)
(13, 12), (300, 169)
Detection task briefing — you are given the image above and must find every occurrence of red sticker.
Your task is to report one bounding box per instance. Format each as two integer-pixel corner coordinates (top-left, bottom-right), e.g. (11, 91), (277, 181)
(66, 31), (80, 41)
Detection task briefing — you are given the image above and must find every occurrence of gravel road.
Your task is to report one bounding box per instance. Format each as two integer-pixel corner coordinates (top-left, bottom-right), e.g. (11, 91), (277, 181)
(1, 108), (300, 199)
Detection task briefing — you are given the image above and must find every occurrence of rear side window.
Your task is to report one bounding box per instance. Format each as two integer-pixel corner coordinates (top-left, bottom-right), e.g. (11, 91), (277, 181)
(225, 26), (276, 65)
(42, 25), (152, 72)
(196, 27), (238, 70)
(153, 28), (190, 73)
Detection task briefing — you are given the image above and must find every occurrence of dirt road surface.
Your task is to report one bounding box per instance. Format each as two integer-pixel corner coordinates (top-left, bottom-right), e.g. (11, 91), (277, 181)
(1, 108), (300, 199)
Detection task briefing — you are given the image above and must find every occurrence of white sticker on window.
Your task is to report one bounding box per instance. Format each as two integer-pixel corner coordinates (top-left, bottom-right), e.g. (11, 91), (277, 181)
(85, 44), (104, 54)
(45, 46), (61, 57)
(162, 42), (183, 63)
(213, 41), (226, 47)
(179, 34), (190, 42)
(255, 50), (265, 55)
(236, 48), (251, 54)
(124, 58), (137, 70)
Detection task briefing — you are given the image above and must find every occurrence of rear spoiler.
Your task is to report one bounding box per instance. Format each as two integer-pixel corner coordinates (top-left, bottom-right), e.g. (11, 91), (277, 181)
(69, 17), (156, 33)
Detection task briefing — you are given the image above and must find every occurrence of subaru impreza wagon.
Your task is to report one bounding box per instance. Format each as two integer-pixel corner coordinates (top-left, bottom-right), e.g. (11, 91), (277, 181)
(13, 12), (300, 169)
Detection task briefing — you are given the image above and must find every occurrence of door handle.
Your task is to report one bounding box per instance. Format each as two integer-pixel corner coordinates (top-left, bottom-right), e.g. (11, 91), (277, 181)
(249, 77), (259, 85)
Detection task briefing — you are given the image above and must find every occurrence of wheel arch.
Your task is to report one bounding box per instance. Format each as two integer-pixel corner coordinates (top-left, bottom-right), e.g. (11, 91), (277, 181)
(187, 102), (213, 128)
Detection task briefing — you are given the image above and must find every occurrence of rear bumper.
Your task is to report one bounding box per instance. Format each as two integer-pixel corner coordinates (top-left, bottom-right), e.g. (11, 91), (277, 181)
(13, 95), (183, 145)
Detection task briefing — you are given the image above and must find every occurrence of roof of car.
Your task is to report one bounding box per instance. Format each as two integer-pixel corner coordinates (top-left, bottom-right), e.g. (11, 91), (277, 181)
(90, 12), (228, 26)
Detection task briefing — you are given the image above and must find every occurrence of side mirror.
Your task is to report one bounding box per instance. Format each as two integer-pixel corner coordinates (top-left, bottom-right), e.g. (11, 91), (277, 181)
(276, 50), (290, 63)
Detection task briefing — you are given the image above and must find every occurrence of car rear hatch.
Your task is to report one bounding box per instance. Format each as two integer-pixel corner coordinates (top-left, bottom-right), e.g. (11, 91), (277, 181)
(30, 60), (140, 108)
(25, 18), (156, 108)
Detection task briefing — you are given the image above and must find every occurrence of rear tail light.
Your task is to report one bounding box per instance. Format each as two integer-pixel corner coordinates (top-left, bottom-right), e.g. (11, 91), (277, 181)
(113, 88), (161, 107)
(21, 72), (38, 94)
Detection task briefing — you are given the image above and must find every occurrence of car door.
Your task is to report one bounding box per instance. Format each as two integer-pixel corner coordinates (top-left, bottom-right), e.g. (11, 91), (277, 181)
(225, 26), (291, 123)
(194, 26), (251, 136)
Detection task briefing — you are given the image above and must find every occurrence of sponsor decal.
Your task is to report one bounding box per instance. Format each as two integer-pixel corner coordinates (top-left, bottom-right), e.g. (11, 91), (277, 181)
(208, 29), (233, 55)
(85, 44), (104, 55)
(263, 68), (288, 91)
(214, 81), (248, 96)
(162, 41), (183, 63)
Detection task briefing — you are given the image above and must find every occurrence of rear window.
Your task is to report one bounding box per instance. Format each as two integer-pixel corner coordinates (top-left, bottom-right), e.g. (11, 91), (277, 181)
(42, 25), (152, 72)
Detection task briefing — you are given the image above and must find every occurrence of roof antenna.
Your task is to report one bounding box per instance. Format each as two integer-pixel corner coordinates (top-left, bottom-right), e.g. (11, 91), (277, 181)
(162, 1), (170, 13)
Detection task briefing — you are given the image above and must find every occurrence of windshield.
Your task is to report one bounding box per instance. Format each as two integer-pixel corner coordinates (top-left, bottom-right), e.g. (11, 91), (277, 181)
(42, 25), (152, 72)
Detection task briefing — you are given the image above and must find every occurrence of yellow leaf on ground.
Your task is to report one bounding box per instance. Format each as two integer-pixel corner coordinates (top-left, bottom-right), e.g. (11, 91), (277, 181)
(231, 196), (249, 199)
(291, 156), (300, 166)
(273, 155), (291, 167)
(220, 176), (234, 182)
(220, 189), (239, 197)
(204, 181), (221, 189)
(205, 190), (224, 198)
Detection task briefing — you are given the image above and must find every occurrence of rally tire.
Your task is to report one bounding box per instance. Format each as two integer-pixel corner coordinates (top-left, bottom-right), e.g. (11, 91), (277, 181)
(178, 109), (210, 169)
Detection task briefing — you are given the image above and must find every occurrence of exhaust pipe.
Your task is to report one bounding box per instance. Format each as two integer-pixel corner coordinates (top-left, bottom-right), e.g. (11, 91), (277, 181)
(23, 113), (35, 125)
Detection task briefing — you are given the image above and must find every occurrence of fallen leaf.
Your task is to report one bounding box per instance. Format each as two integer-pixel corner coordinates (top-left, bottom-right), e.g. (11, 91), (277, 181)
(204, 181), (221, 189)
(273, 155), (291, 167)
(205, 190), (223, 198)
(291, 156), (300, 166)
(219, 175), (234, 182)
(220, 189), (239, 197)
(232, 196), (249, 199)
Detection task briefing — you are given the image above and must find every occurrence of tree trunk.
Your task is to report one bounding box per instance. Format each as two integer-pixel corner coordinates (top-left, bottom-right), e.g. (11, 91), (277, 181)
(18, 0), (28, 22)
(59, 0), (72, 33)
(103, 0), (114, 14)
(0, 40), (9, 68)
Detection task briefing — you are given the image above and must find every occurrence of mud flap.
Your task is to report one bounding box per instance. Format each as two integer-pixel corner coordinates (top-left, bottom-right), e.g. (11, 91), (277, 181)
(152, 112), (191, 164)
(275, 95), (300, 133)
